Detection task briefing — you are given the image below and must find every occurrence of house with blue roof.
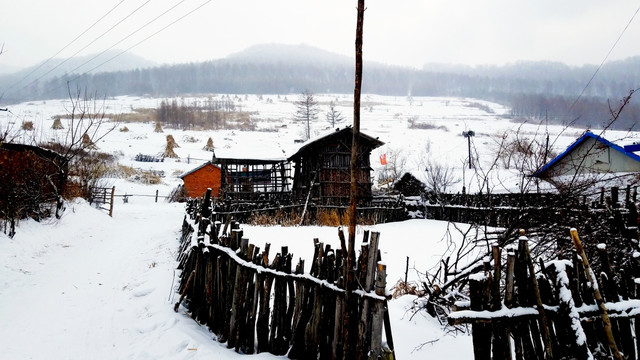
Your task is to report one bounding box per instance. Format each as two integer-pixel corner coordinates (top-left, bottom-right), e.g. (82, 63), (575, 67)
(533, 131), (640, 183)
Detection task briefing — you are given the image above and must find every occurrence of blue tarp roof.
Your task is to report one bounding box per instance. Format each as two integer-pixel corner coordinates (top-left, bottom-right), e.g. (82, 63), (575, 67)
(533, 130), (640, 177)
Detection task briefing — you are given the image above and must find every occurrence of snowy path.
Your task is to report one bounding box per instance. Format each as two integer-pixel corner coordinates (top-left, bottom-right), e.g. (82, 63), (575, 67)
(0, 200), (280, 359)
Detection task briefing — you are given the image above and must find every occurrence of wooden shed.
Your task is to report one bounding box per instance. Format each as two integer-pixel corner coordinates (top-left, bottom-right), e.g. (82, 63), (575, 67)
(288, 127), (384, 206)
(179, 162), (222, 199)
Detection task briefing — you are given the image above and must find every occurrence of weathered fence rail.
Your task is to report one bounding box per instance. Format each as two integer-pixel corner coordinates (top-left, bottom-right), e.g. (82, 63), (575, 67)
(208, 201), (406, 225)
(88, 186), (115, 217)
(175, 190), (395, 359)
(448, 232), (640, 360)
(424, 186), (639, 236)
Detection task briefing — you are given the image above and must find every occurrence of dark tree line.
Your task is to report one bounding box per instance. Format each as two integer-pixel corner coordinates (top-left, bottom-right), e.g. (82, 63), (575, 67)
(4, 56), (640, 130)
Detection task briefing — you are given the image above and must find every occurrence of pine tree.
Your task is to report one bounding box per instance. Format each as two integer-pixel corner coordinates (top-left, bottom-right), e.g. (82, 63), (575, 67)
(294, 90), (319, 140)
(326, 101), (344, 128)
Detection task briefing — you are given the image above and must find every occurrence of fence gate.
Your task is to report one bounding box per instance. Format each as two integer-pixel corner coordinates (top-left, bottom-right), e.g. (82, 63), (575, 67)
(89, 186), (115, 217)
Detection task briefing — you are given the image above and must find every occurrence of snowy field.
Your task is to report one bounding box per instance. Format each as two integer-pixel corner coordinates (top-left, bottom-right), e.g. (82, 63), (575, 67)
(2, 93), (639, 359)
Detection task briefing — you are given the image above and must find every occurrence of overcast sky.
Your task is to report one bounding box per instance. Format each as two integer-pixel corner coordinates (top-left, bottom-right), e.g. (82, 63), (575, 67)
(1, 0), (640, 71)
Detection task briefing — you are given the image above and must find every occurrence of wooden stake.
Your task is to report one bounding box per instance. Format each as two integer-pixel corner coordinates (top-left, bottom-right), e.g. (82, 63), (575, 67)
(570, 228), (623, 360)
(521, 237), (554, 359)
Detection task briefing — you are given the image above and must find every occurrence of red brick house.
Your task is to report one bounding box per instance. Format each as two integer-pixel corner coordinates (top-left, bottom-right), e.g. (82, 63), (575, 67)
(179, 162), (222, 199)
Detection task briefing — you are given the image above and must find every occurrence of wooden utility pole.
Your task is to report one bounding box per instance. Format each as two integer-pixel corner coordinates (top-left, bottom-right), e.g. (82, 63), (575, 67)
(344, 0), (365, 359)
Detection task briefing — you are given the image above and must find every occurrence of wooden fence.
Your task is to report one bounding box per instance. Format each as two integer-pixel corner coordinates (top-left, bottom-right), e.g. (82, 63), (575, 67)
(424, 186), (639, 232)
(448, 232), (640, 360)
(89, 186), (115, 217)
(206, 201), (406, 226)
(174, 190), (395, 359)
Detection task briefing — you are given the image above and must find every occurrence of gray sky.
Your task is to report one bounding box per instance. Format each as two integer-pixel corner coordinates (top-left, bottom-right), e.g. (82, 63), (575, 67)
(1, 0), (640, 71)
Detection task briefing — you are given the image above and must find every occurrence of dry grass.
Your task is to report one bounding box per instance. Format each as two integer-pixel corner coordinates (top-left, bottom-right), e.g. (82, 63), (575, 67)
(117, 164), (138, 178)
(248, 208), (376, 227)
(391, 279), (422, 299)
(248, 209), (303, 226)
(21, 121), (34, 131)
(316, 209), (343, 227)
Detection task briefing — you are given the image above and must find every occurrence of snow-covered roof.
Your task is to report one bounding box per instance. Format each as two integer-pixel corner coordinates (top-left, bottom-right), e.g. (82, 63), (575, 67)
(534, 130), (640, 177)
(288, 126), (384, 160)
(179, 161), (219, 179)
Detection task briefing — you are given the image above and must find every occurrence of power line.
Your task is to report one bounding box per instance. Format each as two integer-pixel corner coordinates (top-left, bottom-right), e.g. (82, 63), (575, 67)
(82, 0), (213, 75)
(64, 0), (187, 76)
(41, 0), (212, 99)
(0, 0), (126, 98)
(15, 0), (152, 97)
(567, 4), (640, 115)
(551, 4), (640, 148)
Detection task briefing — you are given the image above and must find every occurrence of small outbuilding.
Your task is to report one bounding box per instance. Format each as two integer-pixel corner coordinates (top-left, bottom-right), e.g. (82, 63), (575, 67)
(533, 130), (640, 186)
(288, 127), (384, 206)
(179, 162), (222, 199)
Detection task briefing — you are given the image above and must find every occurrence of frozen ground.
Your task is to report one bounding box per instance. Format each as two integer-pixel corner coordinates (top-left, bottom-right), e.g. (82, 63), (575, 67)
(0, 192), (476, 359)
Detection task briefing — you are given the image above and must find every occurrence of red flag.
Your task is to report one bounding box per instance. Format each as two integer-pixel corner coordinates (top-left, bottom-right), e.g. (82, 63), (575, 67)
(380, 154), (387, 165)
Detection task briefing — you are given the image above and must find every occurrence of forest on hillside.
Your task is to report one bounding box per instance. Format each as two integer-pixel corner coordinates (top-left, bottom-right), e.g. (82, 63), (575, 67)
(3, 48), (640, 131)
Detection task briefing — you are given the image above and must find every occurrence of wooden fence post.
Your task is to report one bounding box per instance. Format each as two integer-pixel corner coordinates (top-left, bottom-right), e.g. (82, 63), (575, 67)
(570, 228), (623, 360)
(108, 186), (115, 217)
(469, 272), (491, 360)
(369, 262), (386, 360)
(546, 260), (590, 359)
(521, 237), (554, 359)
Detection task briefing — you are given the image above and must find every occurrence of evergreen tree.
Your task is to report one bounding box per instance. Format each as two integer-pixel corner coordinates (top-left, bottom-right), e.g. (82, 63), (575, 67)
(294, 90), (319, 140)
(325, 100), (344, 128)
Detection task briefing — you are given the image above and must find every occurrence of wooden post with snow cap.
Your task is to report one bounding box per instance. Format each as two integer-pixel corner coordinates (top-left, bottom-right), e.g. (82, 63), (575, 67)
(469, 271), (490, 360)
(520, 235), (554, 360)
(570, 228), (623, 360)
(369, 261), (386, 360)
(545, 259), (591, 359)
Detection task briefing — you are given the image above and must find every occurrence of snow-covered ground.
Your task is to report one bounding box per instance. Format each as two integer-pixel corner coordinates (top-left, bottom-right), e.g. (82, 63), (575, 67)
(2, 93), (638, 359)
(8, 93), (637, 196)
(0, 191), (476, 359)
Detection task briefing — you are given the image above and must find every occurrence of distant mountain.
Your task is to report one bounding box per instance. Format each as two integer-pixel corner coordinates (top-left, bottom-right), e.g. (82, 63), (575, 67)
(0, 64), (22, 75)
(0, 50), (156, 99)
(18, 50), (156, 78)
(225, 43), (352, 66)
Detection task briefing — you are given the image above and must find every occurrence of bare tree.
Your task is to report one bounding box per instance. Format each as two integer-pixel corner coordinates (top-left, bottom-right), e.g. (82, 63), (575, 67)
(1, 85), (118, 222)
(46, 85), (119, 203)
(421, 159), (460, 195)
(294, 90), (319, 140)
(378, 147), (407, 187)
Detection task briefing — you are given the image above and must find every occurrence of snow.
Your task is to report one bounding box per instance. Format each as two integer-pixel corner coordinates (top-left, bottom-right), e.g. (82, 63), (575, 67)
(3, 93), (640, 359)
(0, 197), (478, 359)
